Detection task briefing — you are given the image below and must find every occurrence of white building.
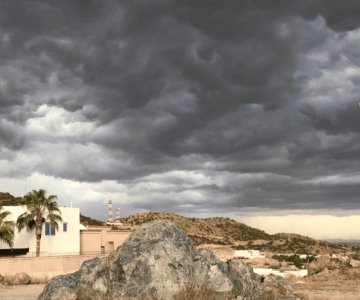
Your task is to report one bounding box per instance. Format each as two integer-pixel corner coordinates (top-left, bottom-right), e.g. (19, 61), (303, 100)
(0, 206), (80, 256)
(234, 249), (266, 259)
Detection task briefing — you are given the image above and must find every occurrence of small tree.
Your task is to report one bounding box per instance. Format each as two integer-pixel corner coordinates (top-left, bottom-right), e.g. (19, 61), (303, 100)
(0, 206), (14, 248)
(16, 189), (62, 257)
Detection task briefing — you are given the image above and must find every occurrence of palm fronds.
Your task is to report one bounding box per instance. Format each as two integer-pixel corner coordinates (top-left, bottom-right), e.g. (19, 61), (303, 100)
(0, 206), (14, 247)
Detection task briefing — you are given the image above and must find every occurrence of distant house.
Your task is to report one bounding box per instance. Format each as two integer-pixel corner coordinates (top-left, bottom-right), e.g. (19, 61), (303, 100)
(234, 249), (265, 259)
(0, 206), (80, 256)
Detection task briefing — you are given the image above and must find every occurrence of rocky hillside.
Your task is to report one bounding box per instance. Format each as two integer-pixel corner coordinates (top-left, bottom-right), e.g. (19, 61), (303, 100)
(0, 192), (25, 206)
(121, 211), (271, 245)
(80, 214), (104, 226)
(121, 212), (349, 255)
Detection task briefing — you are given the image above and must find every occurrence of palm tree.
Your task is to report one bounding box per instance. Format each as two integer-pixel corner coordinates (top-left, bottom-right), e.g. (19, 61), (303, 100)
(0, 206), (14, 248)
(16, 189), (62, 257)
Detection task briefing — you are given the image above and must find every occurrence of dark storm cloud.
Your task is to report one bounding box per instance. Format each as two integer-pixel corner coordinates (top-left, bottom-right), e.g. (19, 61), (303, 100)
(303, 0), (360, 32)
(1, 0), (360, 216)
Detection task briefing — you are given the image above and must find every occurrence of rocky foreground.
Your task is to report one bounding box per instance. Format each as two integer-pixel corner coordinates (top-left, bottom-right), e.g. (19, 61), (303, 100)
(38, 220), (299, 300)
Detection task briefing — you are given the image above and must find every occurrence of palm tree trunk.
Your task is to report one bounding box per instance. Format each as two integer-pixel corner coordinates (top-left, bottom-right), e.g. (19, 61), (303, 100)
(36, 234), (41, 257)
(35, 219), (42, 257)
(35, 213), (42, 257)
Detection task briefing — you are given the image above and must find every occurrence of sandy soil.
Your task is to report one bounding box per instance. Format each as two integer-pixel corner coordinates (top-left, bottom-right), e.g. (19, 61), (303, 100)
(0, 284), (45, 300)
(201, 245), (360, 300)
(2, 279), (360, 300)
(292, 280), (360, 300)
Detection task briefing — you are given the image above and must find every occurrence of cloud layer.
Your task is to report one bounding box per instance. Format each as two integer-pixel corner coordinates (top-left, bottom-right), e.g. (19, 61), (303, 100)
(1, 0), (360, 219)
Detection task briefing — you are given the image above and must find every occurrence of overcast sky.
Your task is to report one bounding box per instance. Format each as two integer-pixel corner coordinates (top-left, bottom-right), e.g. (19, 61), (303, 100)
(1, 1), (360, 225)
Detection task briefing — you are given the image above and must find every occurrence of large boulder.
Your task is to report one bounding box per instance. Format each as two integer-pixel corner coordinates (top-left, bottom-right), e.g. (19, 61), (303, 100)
(348, 259), (360, 268)
(38, 220), (298, 300)
(13, 272), (31, 285)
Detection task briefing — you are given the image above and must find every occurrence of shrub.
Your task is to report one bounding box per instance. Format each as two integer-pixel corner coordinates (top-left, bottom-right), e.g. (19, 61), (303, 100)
(350, 250), (360, 261)
(272, 254), (316, 269)
(270, 264), (281, 270)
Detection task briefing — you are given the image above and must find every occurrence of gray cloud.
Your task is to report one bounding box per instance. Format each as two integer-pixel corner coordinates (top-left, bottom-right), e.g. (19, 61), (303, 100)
(1, 0), (360, 218)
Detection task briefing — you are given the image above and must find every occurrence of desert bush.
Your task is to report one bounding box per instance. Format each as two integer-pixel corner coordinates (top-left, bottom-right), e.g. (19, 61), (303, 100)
(174, 282), (226, 300)
(272, 254), (315, 269)
(292, 256), (303, 268)
(270, 264), (280, 270)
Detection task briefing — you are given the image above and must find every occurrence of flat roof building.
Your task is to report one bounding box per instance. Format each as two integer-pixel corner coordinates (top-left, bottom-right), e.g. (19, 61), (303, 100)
(0, 206), (80, 256)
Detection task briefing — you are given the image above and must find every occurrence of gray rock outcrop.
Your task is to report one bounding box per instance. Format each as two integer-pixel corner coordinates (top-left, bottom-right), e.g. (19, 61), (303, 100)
(38, 220), (298, 300)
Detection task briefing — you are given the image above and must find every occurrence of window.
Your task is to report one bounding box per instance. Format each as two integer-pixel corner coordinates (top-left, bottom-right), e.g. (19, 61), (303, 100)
(63, 223), (68, 232)
(45, 223), (56, 236)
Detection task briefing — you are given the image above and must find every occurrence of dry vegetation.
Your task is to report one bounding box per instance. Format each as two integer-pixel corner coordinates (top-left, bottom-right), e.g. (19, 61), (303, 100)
(0, 192), (25, 206)
(120, 211), (350, 255)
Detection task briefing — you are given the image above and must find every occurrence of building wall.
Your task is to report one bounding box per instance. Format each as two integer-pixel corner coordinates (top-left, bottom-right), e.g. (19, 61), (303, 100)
(80, 227), (131, 255)
(0, 206), (80, 256)
(80, 230), (102, 255)
(0, 255), (101, 278)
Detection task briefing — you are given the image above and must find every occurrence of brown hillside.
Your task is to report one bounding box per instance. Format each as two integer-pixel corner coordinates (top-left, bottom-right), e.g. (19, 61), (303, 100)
(120, 211), (349, 254)
(121, 211), (271, 245)
(0, 192), (25, 206)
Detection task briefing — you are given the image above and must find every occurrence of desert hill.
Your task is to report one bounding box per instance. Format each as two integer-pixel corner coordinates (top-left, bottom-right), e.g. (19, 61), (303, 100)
(120, 211), (349, 254)
(120, 211), (271, 245)
(0, 192), (25, 206)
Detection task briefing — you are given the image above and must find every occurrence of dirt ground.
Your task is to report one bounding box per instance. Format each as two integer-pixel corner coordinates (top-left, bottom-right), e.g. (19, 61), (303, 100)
(0, 284), (45, 300)
(200, 245), (360, 300)
(292, 279), (360, 300)
(2, 251), (360, 300)
(2, 280), (360, 300)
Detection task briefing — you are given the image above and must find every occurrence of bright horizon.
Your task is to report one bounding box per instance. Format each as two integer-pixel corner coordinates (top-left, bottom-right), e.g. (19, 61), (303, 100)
(241, 214), (360, 240)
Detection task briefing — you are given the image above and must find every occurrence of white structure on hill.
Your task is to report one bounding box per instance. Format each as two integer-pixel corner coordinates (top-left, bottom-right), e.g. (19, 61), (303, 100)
(0, 206), (80, 256)
(234, 250), (265, 259)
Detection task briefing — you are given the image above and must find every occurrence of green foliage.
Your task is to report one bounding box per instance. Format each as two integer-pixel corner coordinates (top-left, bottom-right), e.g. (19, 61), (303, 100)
(272, 254), (316, 269)
(16, 189), (62, 257)
(0, 206), (14, 248)
(80, 214), (104, 226)
(292, 256), (303, 269)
